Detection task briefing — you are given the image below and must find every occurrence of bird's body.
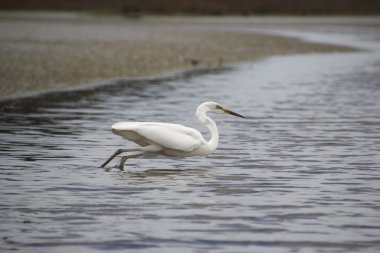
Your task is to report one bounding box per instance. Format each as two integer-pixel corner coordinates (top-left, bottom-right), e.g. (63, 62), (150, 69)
(100, 101), (245, 169)
(111, 122), (210, 157)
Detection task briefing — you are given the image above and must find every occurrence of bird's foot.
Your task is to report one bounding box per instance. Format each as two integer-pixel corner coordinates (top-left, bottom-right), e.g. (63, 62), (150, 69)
(119, 156), (128, 171)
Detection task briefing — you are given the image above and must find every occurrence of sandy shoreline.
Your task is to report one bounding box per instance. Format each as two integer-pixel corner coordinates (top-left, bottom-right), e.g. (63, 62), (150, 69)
(0, 12), (363, 100)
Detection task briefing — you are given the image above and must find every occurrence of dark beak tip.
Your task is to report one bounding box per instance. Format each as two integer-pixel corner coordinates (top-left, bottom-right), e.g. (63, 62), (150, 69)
(233, 114), (246, 118)
(227, 110), (246, 119)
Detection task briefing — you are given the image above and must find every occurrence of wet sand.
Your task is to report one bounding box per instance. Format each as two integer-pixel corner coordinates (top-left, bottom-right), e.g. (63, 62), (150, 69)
(0, 12), (361, 99)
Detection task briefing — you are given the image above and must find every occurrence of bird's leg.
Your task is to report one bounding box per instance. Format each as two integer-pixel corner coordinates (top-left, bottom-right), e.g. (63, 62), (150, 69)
(119, 153), (143, 170)
(100, 148), (140, 168)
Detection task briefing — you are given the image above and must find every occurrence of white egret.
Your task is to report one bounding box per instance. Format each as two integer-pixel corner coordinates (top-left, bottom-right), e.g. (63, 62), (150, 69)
(100, 101), (245, 169)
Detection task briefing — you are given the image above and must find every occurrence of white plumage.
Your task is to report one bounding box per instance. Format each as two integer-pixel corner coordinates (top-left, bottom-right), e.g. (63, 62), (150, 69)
(100, 101), (245, 169)
(112, 122), (204, 152)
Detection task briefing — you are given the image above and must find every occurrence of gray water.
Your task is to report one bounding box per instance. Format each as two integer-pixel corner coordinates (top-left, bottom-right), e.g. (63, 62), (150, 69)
(1, 26), (380, 253)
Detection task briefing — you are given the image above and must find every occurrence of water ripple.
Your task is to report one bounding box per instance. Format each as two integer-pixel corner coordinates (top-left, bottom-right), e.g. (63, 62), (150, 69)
(1, 27), (380, 253)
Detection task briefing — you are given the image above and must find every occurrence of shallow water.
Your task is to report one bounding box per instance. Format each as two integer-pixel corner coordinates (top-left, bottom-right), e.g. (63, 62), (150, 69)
(1, 26), (380, 253)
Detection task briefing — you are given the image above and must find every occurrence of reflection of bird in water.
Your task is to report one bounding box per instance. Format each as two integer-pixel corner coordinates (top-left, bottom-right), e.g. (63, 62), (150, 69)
(126, 168), (210, 178)
(100, 101), (245, 170)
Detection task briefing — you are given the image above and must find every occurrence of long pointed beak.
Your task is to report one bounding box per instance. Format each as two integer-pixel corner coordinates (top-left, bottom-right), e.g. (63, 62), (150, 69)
(224, 109), (246, 118)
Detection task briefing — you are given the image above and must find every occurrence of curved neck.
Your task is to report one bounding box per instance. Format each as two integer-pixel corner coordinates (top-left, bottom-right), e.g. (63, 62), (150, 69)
(196, 106), (219, 152)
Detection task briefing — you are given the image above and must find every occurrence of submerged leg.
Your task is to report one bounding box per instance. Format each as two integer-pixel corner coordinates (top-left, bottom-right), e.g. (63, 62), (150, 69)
(100, 148), (141, 168)
(119, 153), (143, 170)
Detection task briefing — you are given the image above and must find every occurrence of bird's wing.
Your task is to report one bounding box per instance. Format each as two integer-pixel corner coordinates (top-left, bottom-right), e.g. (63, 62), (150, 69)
(112, 122), (204, 152)
(112, 122), (151, 147)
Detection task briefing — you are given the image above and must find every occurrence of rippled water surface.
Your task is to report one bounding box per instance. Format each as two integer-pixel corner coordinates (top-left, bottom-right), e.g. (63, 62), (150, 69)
(1, 26), (380, 253)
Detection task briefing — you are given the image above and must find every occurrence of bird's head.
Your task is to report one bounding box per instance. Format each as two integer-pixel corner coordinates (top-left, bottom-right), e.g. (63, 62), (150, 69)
(200, 101), (246, 118)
